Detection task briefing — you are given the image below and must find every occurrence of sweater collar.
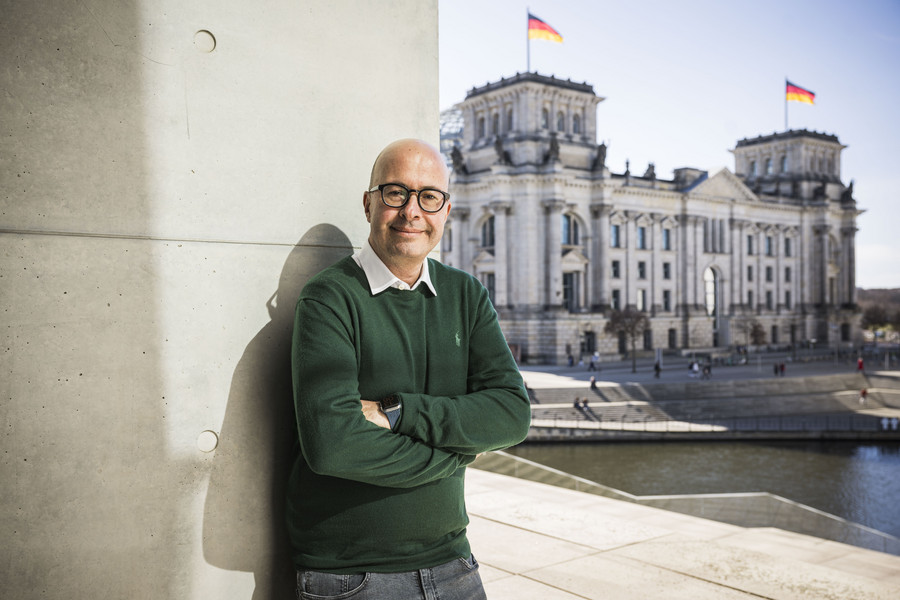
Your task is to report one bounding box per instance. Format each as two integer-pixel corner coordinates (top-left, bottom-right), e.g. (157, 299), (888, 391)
(352, 240), (437, 296)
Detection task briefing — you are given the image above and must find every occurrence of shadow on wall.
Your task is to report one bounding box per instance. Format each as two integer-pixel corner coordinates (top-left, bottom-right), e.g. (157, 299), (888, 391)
(203, 224), (353, 600)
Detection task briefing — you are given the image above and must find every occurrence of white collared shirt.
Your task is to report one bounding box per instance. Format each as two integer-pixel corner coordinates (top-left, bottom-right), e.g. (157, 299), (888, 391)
(352, 240), (437, 296)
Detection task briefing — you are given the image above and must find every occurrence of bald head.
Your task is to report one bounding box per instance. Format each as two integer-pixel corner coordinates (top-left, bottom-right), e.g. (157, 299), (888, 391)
(368, 139), (449, 191)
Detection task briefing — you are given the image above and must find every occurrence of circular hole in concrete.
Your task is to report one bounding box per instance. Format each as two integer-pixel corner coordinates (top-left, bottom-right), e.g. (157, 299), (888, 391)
(197, 430), (219, 452)
(194, 30), (216, 53)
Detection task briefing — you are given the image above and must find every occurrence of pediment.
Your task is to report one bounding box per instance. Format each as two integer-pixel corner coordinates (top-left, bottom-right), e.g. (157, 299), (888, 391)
(562, 248), (589, 266)
(472, 249), (495, 267)
(688, 168), (757, 203)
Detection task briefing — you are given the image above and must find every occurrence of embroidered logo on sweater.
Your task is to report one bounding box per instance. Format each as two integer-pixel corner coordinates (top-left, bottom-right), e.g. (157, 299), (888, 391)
(455, 330), (461, 347)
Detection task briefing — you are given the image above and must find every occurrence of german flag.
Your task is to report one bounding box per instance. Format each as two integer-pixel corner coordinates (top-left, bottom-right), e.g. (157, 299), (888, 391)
(528, 13), (563, 43)
(786, 80), (815, 105)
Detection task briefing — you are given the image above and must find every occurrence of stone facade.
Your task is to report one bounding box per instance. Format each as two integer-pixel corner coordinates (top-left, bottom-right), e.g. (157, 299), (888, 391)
(442, 73), (861, 365)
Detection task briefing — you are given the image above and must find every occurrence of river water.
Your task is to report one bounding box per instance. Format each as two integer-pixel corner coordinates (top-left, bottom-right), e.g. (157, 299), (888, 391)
(507, 440), (900, 539)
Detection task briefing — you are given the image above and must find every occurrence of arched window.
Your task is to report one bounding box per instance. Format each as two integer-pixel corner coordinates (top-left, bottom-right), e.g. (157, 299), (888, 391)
(481, 216), (495, 249)
(573, 114), (581, 134)
(561, 214), (579, 246)
(765, 158), (772, 175)
(506, 108), (513, 131)
(704, 267), (718, 317)
(491, 112), (499, 135)
(541, 108), (549, 129)
(477, 116), (485, 138)
(749, 160), (757, 177)
(780, 155), (787, 172)
(556, 111), (565, 132)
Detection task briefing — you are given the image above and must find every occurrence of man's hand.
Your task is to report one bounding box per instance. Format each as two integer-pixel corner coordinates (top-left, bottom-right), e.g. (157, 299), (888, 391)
(360, 400), (391, 429)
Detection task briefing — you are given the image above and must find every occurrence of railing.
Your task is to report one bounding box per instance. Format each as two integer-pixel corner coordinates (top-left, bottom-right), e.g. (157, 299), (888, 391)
(530, 413), (899, 434)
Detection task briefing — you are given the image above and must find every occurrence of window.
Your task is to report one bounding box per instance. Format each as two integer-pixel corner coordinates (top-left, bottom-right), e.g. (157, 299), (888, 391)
(785, 266), (791, 282)
(771, 325), (778, 343)
(766, 290), (773, 310)
(643, 329), (652, 350)
(443, 226), (452, 253)
(663, 290), (671, 312)
(491, 112), (499, 135)
(748, 290), (754, 307)
(611, 289), (621, 310)
(780, 155), (787, 173)
(541, 108), (549, 128)
(703, 268), (718, 317)
(750, 160), (757, 176)
(573, 114), (581, 134)
(785, 238), (792, 257)
(611, 224), (621, 248)
(668, 328), (677, 349)
(506, 108), (513, 131)
(638, 261), (647, 279)
(481, 216), (495, 248)
(562, 214), (579, 246)
(765, 266), (773, 282)
(765, 158), (772, 174)
(766, 236), (774, 256)
(662, 228), (671, 250)
(663, 262), (671, 280)
(747, 266), (753, 282)
(611, 260), (621, 278)
(785, 290), (792, 309)
(477, 116), (485, 138)
(747, 235), (754, 255)
(483, 273), (495, 305)
(637, 289), (647, 312)
(637, 226), (647, 249)
(563, 273), (579, 312)
(557, 111), (565, 132)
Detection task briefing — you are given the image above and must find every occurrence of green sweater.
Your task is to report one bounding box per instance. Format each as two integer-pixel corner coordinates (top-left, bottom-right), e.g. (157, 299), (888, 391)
(286, 256), (531, 573)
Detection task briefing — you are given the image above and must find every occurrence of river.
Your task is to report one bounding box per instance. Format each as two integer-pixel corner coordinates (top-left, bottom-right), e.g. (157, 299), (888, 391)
(507, 440), (900, 539)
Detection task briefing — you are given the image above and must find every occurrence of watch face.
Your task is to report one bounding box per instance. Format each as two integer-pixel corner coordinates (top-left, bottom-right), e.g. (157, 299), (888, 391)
(381, 394), (400, 409)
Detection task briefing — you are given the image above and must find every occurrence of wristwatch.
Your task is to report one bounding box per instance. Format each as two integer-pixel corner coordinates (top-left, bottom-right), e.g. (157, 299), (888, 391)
(379, 394), (402, 430)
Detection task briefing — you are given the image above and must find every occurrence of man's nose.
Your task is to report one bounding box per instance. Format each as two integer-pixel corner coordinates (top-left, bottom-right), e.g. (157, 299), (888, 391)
(400, 192), (423, 218)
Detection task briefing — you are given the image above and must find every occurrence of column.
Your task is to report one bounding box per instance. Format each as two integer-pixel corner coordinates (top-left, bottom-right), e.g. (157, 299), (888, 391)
(590, 201), (611, 310)
(543, 199), (565, 307)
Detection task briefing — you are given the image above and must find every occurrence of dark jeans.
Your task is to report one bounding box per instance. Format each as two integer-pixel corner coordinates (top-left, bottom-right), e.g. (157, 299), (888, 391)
(296, 555), (486, 600)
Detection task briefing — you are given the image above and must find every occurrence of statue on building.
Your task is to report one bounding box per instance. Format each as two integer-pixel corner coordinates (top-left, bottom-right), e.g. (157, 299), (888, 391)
(543, 133), (560, 164)
(643, 163), (656, 180)
(493, 136), (512, 165)
(624, 159), (631, 185)
(841, 180), (855, 203)
(450, 146), (468, 174)
(591, 142), (607, 171)
(813, 180), (826, 200)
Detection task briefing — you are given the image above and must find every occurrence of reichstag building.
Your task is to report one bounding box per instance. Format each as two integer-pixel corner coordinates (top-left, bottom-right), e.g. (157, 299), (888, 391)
(440, 72), (861, 365)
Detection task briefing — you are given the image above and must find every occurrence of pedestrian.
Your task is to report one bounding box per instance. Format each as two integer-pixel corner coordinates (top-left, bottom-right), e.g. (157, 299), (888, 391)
(654, 362), (661, 378)
(780, 363), (785, 376)
(857, 357), (864, 372)
(774, 363), (779, 377)
(590, 376), (597, 390)
(287, 139), (530, 598)
(588, 357), (596, 371)
(858, 389), (868, 407)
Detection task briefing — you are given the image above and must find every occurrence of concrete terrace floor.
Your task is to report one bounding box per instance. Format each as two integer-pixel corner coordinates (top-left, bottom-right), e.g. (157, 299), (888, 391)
(467, 468), (900, 600)
(463, 355), (900, 599)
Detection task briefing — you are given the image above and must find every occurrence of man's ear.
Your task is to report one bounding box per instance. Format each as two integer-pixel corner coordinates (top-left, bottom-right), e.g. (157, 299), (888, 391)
(363, 191), (371, 222)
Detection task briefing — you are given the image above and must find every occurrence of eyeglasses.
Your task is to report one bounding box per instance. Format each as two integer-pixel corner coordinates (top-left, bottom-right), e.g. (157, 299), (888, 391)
(367, 182), (450, 213)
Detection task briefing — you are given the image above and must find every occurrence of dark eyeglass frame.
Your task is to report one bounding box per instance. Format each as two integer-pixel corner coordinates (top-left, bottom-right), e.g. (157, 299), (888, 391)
(367, 182), (450, 213)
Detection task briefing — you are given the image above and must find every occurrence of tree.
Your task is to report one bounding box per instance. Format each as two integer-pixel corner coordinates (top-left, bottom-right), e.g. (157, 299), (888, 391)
(734, 317), (766, 346)
(604, 308), (650, 373)
(861, 305), (889, 329)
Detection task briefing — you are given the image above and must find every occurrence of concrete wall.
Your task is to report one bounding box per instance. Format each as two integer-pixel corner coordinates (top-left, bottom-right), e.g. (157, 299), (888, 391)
(0, 1), (439, 598)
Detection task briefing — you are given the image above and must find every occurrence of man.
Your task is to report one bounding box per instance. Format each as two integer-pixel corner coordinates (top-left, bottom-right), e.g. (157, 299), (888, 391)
(286, 139), (531, 598)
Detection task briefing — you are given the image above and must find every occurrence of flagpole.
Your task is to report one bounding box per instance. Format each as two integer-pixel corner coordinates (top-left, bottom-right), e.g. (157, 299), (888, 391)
(784, 78), (788, 131)
(526, 8), (531, 72)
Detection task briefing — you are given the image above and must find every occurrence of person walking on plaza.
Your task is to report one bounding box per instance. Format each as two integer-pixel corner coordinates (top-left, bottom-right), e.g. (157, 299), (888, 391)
(654, 361), (661, 378)
(859, 388), (868, 407)
(858, 356), (864, 372)
(286, 139), (531, 599)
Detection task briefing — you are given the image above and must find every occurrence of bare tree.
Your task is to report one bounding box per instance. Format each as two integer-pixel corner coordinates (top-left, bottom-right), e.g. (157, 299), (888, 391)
(604, 308), (650, 373)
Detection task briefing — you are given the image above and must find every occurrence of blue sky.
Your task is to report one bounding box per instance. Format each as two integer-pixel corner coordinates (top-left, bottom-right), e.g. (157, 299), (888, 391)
(439, 0), (900, 289)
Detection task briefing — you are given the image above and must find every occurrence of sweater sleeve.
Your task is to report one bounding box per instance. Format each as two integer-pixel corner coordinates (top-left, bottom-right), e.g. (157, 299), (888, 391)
(396, 283), (532, 455)
(292, 293), (474, 489)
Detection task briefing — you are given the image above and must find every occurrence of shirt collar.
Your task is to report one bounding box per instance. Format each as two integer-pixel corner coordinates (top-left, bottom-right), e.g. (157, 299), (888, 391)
(353, 240), (437, 296)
